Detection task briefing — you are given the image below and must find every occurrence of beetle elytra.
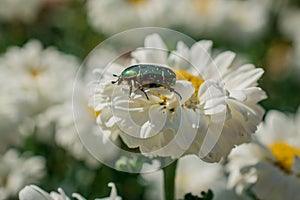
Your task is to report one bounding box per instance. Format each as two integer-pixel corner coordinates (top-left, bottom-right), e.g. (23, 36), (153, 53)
(111, 64), (182, 100)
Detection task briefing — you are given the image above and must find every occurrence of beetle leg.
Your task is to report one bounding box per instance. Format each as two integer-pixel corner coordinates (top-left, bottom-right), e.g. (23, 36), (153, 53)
(129, 85), (132, 97)
(136, 82), (149, 100)
(129, 80), (134, 98)
(140, 87), (149, 100)
(169, 87), (182, 100)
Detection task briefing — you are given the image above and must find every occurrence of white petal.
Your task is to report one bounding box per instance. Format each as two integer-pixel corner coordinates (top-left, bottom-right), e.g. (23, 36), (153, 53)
(50, 188), (70, 200)
(176, 41), (190, 59)
(144, 33), (168, 50)
(292, 155), (300, 174)
(104, 116), (116, 127)
(227, 99), (262, 121)
(190, 40), (213, 71)
(19, 185), (52, 200)
(131, 48), (167, 65)
(175, 109), (199, 149)
(140, 105), (167, 138)
(243, 87), (267, 103)
(168, 41), (190, 70)
(229, 90), (247, 101)
(225, 65), (264, 90)
(95, 182), (121, 200)
(198, 80), (224, 102)
(199, 111), (227, 161)
(174, 80), (195, 104)
(131, 34), (168, 64)
(211, 51), (236, 77)
(198, 80), (226, 114)
(72, 193), (87, 200)
(256, 110), (292, 145)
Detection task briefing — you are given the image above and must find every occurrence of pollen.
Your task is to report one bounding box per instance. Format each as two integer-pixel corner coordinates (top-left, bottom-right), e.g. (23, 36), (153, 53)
(269, 142), (300, 173)
(87, 105), (101, 119)
(29, 69), (40, 78)
(175, 70), (204, 109)
(127, 0), (146, 6)
(193, 0), (211, 15)
(175, 70), (204, 94)
(149, 90), (170, 105)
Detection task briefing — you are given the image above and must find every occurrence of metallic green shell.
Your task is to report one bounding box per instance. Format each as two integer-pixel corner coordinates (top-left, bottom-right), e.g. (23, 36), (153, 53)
(120, 64), (176, 86)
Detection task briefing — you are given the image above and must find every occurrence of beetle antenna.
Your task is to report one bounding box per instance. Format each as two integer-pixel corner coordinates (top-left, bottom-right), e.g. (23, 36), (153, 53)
(112, 74), (120, 84)
(168, 87), (182, 100)
(173, 90), (182, 100)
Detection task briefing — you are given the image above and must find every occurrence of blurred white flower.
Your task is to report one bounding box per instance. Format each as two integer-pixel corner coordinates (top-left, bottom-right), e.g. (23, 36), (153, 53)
(0, 40), (79, 141)
(40, 103), (100, 168)
(0, 149), (45, 199)
(86, 0), (271, 41)
(84, 47), (130, 84)
(39, 82), (119, 168)
(0, 93), (22, 153)
(19, 182), (121, 200)
(182, 0), (271, 41)
(90, 34), (266, 162)
(86, 0), (173, 35)
(279, 8), (300, 71)
(224, 0), (269, 39)
(226, 109), (300, 200)
(173, 0), (228, 36)
(0, 0), (45, 23)
(19, 185), (86, 200)
(141, 155), (250, 200)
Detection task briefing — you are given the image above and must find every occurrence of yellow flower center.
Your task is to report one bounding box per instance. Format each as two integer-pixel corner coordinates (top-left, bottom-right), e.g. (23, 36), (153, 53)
(127, 0), (146, 6)
(29, 69), (40, 78)
(175, 70), (204, 94)
(175, 69), (205, 109)
(193, 0), (212, 15)
(149, 90), (170, 105)
(269, 142), (300, 173)
(87, 105), (101, 119)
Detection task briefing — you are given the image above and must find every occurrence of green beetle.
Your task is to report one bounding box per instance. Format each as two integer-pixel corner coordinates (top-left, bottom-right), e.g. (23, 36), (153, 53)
(111, 64), (181, 99)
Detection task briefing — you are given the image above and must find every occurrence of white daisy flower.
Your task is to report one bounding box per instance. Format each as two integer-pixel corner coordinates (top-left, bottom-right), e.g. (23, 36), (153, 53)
(0, 0), (45, 23)
(173, 0), (228, 36)
(90, 63), (196, 159)
(0, 40), (79, 141)
(39, 82), (119, 168)
(168, 0), (270, 42)
(19, 184), (86, 200)
(86, 0), (173, 35)
(226, 109), (300, 200)
(19, 182), (121, 200)
(141, 155), (250, 200)
(223, 0), (270, 40)
(0, 149), (45, 199)
(90, 33), (266, 162)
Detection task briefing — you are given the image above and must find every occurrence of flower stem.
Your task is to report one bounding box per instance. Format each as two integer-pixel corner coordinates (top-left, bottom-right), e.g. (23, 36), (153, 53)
(163, 160), (178, 200)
